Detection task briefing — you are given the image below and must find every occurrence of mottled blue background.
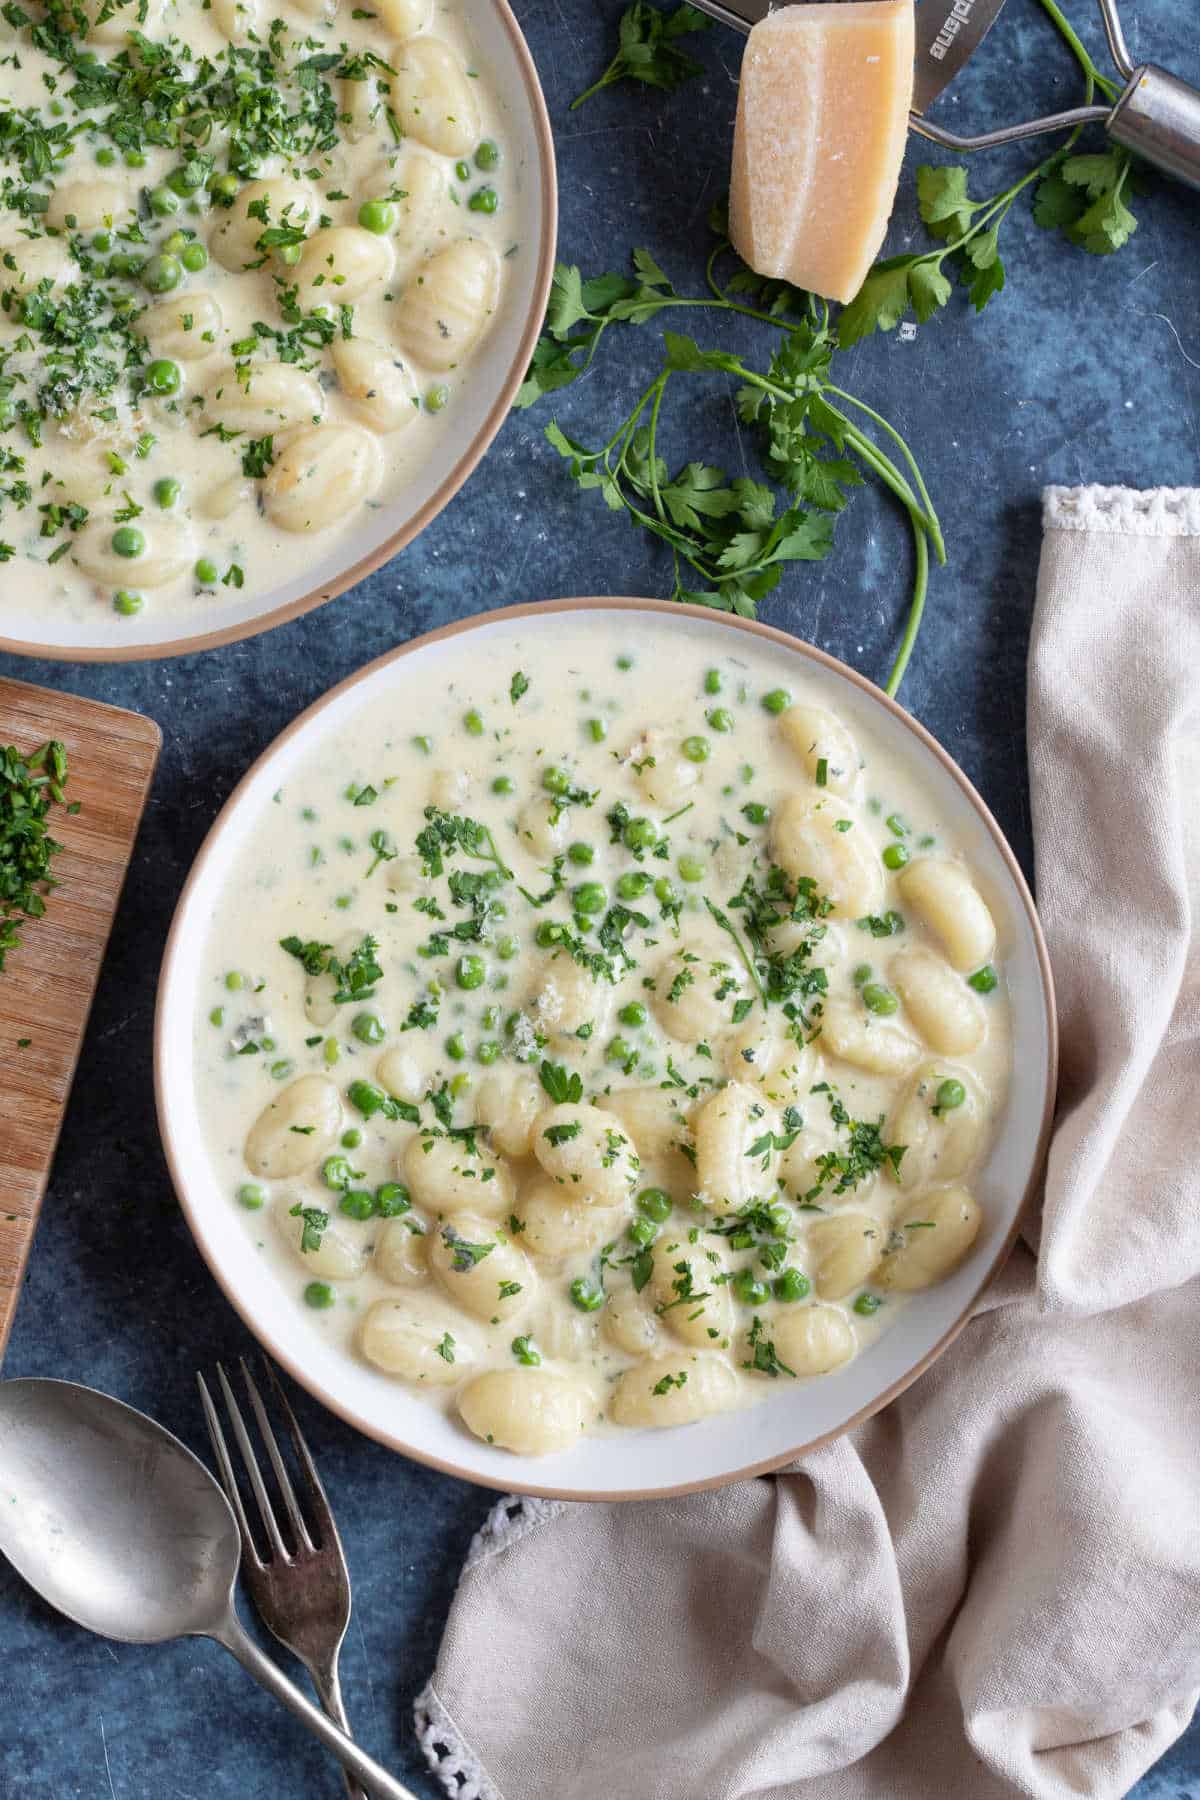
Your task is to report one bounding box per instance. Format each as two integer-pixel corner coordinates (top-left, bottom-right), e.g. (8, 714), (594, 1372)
(2, 0), (1198, 1793)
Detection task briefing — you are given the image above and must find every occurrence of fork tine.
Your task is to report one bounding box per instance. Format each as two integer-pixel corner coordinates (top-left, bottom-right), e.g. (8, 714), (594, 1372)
(238, 1358), (315, 1555)
(258, 1358), (343, 1556)
(197, 1372), (265, 1572)
(215, 1361), (291, 1564)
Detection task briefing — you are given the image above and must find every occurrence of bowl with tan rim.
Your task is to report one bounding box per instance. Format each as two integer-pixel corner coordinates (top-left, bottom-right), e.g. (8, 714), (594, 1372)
(155, 599), (1057, 1500)
(0, 0), (555, 663)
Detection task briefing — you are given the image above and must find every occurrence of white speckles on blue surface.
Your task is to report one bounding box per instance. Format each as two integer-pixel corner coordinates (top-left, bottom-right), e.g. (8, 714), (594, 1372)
(1, 0), (1198, 1791)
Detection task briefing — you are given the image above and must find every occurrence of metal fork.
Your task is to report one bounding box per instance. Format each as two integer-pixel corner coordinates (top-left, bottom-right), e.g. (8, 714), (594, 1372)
(198, 1359), (367, 1800)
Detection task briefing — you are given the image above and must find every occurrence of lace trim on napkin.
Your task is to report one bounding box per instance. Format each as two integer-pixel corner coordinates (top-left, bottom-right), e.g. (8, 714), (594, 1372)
(415, 1495), (565, 1799)
(1043, 484), (1200, 536)
(414, 1681), (504, 1800)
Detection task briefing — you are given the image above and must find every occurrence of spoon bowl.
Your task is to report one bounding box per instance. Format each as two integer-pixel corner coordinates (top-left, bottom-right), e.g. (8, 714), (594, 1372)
(0, 1377), (414, 1799)
(0, 1378), (239, 1643)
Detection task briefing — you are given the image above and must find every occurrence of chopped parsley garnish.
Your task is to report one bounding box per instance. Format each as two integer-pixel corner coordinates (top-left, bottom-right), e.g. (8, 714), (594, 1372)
(0, 737), (73, 973)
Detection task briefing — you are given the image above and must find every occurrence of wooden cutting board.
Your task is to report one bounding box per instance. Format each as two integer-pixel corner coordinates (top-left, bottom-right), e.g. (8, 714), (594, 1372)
(0, 678), (160, 1360)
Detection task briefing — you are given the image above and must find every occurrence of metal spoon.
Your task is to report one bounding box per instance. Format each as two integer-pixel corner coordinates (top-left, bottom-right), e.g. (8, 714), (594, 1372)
(0, 1378), (417, 1800)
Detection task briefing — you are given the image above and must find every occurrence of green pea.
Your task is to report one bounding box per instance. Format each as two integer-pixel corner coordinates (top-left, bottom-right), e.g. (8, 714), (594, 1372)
(606, 1036), (634, 1066)
(653, 876), (678, 906)
(180, 241), (208, 272)
(167, 160), (205, 195)
(208, 171), (239, 203)
(209, 1006), (224, 1027)
(707, 708), (735, 733)
(542, 766), (571, 796)
(468, 185), (498, 213)
(224, 969), (244, 991)
(968, 964), (998, 994)
(762, 688), (791, 715)
(107, 250), (142, 277)
(425, 385), (449, 414)
(275, 242), (302, 266)
(616, 870), (651, 900)
(352, 1012), (386, 1045)
(339, 1188), (377, 1221)
(153, 476), (181, 508)
(741, 802), (769, 825)
(340, 1128), (362, 1149)
(623, 816), (657, 851)
(194, 558), (218, 585)
(144, 357), (181, 394)
(112, 589), (143, 616)
(677, 854), (705, 883)
(143, 251), (183, 296)
(111, 525), (145, 559)
(618, 1000), (648, 1028)
(148, 185), (181, 217)
(270, 1059), (294, 1080)
(477, 1039), (500, 1065)
(457, 953), (487, 989)
(304, 1281), (336, 1310)
(774, 1267), (811, 1302)
(627, 1215), (657, 1247)
(882, 843), (910, 871)
(446, 1031), (467, 1061)
(347, 1078), (388, 1117)
(637, 1186), (671, 1222)
(853, 1292), (882, 1317)
(573, 881), (607, 916)
(681, 735), (710, 764)
(587, 717), (607, 743)
(162, 230), (188, 255)
(733, 1269), (771, 1306)
(474, 138), (500, 170)
(91, 229), (112, 252)
(237, 1182), (265, 1210)
(497, 934), (519, 960)
(463, 708), (484, 737)
(123, 148), (147, 168)
(861, 982), (899, 1016)
(376, 1182), (411, 1217)
(318, 1159), (353, 1198)
(935, 1078), (966, 1113)
(569, 1277), (604, 1313)
(703, 668), (722, 694)
(95, 145), (116, 165)
(492, 774), (514, 795)
(358, 197), (397, 234)
(567, 842), (594, 866)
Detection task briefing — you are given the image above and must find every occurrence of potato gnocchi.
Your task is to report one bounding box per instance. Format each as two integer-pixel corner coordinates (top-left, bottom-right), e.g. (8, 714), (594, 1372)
(195, 625), (1011, 1456)
(0, 0), (512, 628)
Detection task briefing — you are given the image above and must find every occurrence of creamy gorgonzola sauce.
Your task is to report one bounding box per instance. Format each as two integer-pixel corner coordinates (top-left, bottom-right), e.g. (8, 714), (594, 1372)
(0, 0), (511, 626)
(194, 620), (1011, 1457)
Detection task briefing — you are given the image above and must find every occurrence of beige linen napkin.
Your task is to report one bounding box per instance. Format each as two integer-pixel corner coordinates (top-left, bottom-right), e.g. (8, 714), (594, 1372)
(415, 485), (1200, 1800)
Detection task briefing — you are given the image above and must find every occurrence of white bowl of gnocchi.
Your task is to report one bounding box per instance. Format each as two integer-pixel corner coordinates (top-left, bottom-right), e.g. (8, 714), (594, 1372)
(0, 0), (554, 660)
(155, 599), (1057, 1497)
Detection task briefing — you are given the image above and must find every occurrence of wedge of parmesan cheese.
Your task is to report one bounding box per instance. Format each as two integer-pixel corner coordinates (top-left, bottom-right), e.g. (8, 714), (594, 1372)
(729, 0), (915, 307)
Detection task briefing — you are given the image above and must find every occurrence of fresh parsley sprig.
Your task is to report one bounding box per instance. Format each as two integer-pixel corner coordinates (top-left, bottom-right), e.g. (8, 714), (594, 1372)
(519, 228), (944, 696)
(571, 1), (711, 111)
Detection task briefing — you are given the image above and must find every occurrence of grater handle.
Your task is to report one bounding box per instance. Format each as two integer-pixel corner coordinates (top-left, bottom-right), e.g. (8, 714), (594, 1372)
(1108, 65), (1200, 192)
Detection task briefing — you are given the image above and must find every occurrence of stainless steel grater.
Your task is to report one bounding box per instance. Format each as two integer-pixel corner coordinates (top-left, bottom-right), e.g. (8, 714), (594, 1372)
(690, 0), (1200, 191)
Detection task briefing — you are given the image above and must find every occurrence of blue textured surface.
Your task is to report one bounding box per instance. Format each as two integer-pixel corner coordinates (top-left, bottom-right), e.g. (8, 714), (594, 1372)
(2, 1), (1199, 1794)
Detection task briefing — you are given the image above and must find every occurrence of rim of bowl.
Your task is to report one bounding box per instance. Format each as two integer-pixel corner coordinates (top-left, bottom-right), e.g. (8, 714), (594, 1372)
(155, 597), (1060, 1501)
(1, 5), (558, 666)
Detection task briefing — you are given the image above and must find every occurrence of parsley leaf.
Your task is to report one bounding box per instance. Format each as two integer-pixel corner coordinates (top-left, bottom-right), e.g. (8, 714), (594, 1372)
(571, 1), (710, 111)
(539, 1059), (583, 1105)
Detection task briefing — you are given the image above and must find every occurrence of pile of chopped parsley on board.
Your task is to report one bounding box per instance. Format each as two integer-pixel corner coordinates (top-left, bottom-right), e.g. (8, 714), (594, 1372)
(0, 737), (76, 973)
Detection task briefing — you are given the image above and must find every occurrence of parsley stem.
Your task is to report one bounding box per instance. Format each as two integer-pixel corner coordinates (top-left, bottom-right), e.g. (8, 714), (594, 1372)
(824, 389), (946, 564)
(884, 520), (929, 700)
(1034, 0), (1120, 102)
(703, 898), (767, 1005)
